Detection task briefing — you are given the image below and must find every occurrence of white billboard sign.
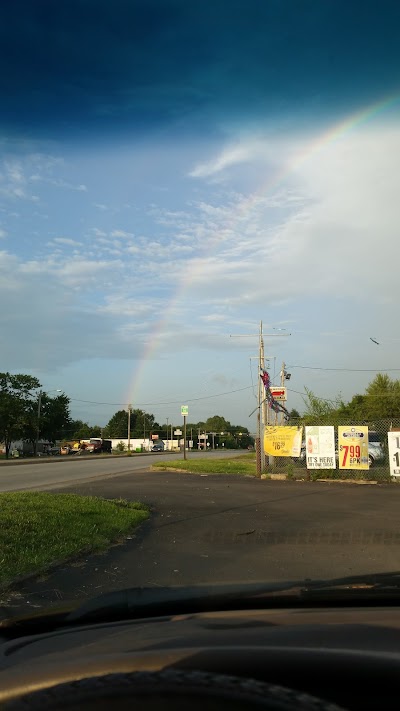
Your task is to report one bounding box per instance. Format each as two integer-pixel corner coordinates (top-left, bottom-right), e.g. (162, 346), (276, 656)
(305, 426), (336, 469)
(388, 432), (400, 478)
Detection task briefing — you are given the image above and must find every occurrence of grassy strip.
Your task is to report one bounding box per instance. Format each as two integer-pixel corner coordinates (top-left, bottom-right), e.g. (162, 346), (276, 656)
(0, 492), (149, 587)
(153, 456), (256, 475)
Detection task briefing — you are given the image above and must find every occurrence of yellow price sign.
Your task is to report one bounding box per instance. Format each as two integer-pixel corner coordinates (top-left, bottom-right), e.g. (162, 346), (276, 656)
(264, 426), (302, 457)
(338, 426), (369, 470)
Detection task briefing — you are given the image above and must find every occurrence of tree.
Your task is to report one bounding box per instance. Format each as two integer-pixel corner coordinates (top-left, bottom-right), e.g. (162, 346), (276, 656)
(70, 422), (102, 439)
(103, 410), (129, 438)
(205, 415), (232, 433)
(23, 392), (71, 452)
(130, 409), (159, 438)
(302, 387), (344, 425)
(103, 409), (159, 439)
(288, 408), (301, 421)
(340, 374), (400, 421)
(0, 373), (41, 458)
(71, 422), (92, 440)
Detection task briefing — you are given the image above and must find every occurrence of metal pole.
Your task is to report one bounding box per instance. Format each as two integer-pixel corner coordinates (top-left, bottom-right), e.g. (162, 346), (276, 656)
(183, 415), (187, 460)
(127, 404), (131, 452)
(35, 390), (42, 456)
(259, 321), (268, 472)
(166, 417), (169, 451)
(280, 362), (286, 426)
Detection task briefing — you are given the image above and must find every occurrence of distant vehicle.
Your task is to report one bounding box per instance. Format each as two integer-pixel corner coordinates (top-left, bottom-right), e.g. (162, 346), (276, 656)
(152, 441), (165, 452)
(47, 446), (61, 456)
(85, 438), (112, 454)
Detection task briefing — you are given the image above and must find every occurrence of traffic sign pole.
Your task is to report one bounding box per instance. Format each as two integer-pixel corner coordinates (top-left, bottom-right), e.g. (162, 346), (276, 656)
(181, 406), (188, 460)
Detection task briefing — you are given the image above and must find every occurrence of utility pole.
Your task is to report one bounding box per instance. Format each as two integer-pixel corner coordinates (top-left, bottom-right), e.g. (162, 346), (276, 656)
(166, 417), (169, 451)
(280, 362), (286, 426)
(127, 404), (132, 451)
(36, 389), (43, 456)
(231, 321), (290, 477)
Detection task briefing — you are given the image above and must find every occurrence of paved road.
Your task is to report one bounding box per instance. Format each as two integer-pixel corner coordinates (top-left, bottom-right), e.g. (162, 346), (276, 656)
(5, 472), (400, 614)
(0, 451), (234, 492)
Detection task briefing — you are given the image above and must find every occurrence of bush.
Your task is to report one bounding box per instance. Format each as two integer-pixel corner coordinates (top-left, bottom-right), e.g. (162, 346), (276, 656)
(116, 441), (126, 452)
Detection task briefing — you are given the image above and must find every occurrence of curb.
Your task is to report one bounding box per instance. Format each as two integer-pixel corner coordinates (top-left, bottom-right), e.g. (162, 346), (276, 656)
(0, 451), (174, 468)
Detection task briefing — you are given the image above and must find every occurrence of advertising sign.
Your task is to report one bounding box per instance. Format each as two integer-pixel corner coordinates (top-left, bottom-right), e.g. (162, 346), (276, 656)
(269, 387), (287, 402)
(305, 426), (336, 469)
(264, 426), (302, 457)
(388, 431), (400, 478)
(338, 426), (369, 469)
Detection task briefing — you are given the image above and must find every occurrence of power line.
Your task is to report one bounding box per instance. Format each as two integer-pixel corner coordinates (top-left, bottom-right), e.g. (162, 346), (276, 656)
(287, 365), (400, 372)
(286, 387), (340, 404)
(69, 385), (254, 408)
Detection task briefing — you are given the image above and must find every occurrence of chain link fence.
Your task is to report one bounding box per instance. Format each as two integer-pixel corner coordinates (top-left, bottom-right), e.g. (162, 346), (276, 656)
(264, 418), (400, 482)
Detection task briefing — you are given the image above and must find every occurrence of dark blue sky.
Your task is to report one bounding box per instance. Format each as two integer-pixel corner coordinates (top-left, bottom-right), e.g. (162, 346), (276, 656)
(1, 0), (399, 139)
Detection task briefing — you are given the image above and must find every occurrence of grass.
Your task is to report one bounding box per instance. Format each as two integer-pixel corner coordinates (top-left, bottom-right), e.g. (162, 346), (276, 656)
(0, 492), (149, 588)
(153, 453), (256, 476)
(308, 468), (392, 482)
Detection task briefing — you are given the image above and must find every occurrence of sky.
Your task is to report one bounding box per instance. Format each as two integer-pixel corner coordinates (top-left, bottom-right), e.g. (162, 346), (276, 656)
(1, 0), (400, 431)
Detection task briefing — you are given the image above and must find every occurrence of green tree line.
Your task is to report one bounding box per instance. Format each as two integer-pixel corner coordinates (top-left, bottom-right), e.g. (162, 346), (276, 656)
(296, 374), (400, 425)
(0, 373), (71, 458)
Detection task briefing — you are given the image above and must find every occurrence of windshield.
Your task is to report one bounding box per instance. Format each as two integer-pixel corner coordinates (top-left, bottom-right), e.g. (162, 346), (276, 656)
(1, 0), (400, 616)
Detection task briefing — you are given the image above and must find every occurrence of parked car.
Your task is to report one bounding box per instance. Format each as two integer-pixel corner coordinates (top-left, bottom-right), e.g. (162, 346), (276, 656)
(151, 441), (165, 452)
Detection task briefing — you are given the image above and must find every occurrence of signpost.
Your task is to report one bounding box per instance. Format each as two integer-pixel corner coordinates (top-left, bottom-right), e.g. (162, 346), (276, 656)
(305, 426), (336, 469)
(338, 426), (369, 470)
(181, 405), (188, 460)
(388, 431), (400, 478)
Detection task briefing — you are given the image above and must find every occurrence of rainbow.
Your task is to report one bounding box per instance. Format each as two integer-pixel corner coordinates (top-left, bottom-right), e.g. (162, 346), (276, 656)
(127, 89), (400, 407)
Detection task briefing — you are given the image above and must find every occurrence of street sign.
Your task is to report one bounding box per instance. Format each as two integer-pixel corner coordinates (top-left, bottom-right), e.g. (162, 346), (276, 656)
(174, 429), (182, 436)
(270, 387), (287, 401)
(181, 405), (189, 416)
(388, 431), (400, 478)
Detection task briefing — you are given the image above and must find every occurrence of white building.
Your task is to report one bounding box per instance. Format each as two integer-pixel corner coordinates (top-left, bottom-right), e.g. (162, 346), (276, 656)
(110, 438), (180, 452)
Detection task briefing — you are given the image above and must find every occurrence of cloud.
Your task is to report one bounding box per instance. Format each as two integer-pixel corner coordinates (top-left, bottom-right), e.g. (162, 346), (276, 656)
(110, 229), (134, 238)
(189, 144), (254, 178)
(90, 227), (107, 237)
(29, 174), (87, 191)
(0, 228), (6, 238)
(52, 237), (82, 246)
(1, 124), (398, 394)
